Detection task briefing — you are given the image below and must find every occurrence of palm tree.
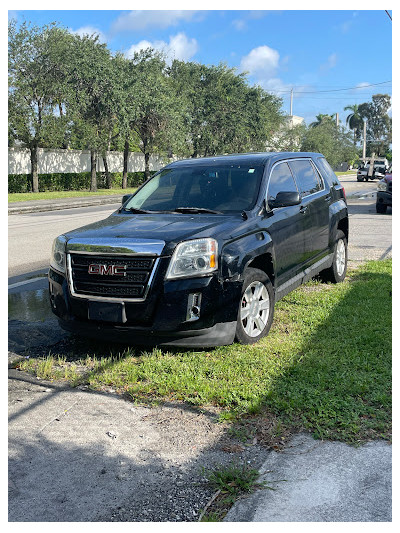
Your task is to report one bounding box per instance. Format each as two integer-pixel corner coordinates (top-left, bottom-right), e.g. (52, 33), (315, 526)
(344, 104), (363, 145)
(310, 113), (336, 128)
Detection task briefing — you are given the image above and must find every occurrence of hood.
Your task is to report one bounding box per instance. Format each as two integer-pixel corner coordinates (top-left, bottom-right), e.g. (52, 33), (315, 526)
(64, 212), (243, 256)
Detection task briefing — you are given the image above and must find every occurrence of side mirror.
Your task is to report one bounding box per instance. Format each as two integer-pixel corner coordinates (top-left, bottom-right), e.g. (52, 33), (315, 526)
(268, 191), (301, 209)
(122, 193), (133, 205)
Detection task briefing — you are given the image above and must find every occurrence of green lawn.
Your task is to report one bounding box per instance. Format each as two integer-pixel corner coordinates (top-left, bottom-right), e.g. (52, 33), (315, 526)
(8, 188), (137, 203)
(336, 170), (356, 176)
(19, 259), (392, 443)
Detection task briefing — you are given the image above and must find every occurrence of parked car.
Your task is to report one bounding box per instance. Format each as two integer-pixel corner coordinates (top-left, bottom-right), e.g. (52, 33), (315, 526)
(376, 167), (392, 214)
(48, 152), (348, 347)
(357, 159), (389, 181)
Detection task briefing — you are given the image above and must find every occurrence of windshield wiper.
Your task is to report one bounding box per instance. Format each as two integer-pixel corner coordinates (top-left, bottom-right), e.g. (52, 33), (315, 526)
(172, 207), (222, 214)
(120, 207), (153, 214)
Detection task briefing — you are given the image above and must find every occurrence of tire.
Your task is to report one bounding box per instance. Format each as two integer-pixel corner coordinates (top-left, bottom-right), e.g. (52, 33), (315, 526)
(319, 230), (347, 284)
(376, 202), (387, 214)
(235, 268), (275, 345)
(357, 178), (363, 182)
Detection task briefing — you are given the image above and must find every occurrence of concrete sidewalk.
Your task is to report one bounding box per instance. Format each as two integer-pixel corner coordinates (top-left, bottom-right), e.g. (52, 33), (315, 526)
(9, 362), (392, 522)
(225, 433), (391, 522)
(8, 193), (124, 215)
(8, 366), (269, 522)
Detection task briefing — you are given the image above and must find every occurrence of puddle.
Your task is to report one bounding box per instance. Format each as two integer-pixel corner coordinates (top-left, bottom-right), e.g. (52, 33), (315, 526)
(8, 288), (54, 322)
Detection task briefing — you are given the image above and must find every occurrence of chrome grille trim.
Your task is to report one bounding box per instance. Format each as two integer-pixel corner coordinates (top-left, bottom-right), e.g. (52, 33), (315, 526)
(67, 254), (160, 302)
(66, 237), (165, 256)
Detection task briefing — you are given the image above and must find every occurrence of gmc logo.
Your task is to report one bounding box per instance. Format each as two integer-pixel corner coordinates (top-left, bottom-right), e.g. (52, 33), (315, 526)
(88, 264), (127, 276)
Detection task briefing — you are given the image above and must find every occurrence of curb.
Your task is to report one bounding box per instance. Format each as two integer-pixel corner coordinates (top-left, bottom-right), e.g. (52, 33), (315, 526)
(8, 195), (123, 215)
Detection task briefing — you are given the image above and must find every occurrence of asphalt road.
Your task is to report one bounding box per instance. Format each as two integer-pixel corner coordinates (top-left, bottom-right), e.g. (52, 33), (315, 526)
(8, 203), (120, 279)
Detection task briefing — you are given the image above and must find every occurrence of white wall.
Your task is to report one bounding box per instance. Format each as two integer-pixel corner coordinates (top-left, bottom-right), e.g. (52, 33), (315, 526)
(8, 147), (165, 175)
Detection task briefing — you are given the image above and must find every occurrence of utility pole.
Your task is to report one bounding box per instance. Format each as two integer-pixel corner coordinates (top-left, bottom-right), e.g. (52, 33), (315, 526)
(362, 119), (367, 161)
(290, 88), (293, 116)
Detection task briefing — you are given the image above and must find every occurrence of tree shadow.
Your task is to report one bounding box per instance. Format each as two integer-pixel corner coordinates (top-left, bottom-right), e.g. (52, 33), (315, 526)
(248, 268), (392, 443)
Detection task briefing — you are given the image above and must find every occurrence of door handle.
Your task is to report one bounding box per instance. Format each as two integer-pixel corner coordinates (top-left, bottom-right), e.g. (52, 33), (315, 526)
(300, 205), (308, 214)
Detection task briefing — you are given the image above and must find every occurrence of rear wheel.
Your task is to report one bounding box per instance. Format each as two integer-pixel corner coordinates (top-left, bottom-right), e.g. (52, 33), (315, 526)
(319, 230), (347, 283)
(235, 268), (274, 345)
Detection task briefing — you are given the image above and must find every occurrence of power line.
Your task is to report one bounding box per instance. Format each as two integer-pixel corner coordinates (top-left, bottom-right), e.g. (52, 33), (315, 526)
(385, 10), (392, 21)
(281, 95), (392, 100)
(271, 80), (392, 95)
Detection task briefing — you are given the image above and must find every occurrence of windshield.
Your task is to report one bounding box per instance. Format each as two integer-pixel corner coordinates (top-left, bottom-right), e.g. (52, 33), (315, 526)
(125, 163), (265, 213)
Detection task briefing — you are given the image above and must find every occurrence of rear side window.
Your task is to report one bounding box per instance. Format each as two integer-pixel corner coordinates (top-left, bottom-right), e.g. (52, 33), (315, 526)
(267, 162), (298, 202)
(316, 157), (339, 187)
(289, 159), (322, 197)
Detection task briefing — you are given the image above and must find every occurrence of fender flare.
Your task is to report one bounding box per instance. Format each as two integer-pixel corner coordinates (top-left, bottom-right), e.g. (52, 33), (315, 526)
(220, 231), (275, 282)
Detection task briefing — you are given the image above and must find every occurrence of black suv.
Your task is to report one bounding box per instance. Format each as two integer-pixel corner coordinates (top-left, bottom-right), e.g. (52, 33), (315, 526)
(49, 152), (348, 347)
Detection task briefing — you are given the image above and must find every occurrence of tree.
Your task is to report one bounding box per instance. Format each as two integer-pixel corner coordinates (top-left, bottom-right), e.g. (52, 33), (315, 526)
(168, 60), (284, 157)
(344, 104), (363, 144)
(269, 121), (307, 152)
(310, 113), (336, 128)
(127, 50), (186, 180)
(66, 33), (120, 191)
(358, 94), (392, 156)
(301, 121), (357, 169)
(8, 20), (72, 192)
(115, 53), (146, 188)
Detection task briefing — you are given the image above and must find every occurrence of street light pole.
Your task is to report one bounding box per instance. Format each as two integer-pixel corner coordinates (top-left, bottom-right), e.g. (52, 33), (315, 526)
(362, 119), (367, 160)
(290, 88), (293, 116)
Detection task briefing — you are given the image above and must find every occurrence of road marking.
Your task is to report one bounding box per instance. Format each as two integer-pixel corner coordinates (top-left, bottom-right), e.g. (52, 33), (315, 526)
(8, 276), (47, 290)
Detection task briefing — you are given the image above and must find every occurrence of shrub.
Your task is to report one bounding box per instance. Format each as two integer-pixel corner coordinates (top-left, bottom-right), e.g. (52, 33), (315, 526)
(8, 171), (155, 193)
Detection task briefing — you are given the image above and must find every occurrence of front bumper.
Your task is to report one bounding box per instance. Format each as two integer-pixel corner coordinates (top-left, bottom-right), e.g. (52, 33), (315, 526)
(376, 191), (392, 207)
(48, 265), (240, 347)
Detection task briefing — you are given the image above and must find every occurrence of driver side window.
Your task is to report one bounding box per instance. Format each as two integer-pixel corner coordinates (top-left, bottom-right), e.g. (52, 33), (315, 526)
(267, 162), (298, 202)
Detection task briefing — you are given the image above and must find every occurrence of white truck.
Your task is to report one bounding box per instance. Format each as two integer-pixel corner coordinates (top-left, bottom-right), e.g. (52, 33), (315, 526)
(357, 158), (389, 182)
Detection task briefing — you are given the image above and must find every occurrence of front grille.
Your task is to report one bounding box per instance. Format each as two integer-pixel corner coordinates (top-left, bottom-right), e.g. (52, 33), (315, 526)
(69, 253), (157, 299)
(387, 181), (392, 193)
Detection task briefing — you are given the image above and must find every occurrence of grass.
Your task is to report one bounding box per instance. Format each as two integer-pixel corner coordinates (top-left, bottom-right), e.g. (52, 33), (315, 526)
(199, 462), (267, 521)
(18, 259), (392, 444)
(336, 170), (357, 176)
(8, 188), (137, 203)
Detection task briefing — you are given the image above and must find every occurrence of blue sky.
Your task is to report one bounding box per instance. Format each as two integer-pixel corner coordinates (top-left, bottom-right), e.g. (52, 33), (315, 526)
(9, 8), (392, 125)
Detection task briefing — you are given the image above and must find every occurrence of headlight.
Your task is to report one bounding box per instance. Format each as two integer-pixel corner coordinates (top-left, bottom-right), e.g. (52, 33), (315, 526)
(50, 235), (67, 273)
(377, 180), (387, 192)
(166, 238), (218, 279)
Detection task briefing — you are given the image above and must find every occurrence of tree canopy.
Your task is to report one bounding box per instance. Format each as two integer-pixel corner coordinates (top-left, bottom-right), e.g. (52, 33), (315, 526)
(9, 19), (389, 192)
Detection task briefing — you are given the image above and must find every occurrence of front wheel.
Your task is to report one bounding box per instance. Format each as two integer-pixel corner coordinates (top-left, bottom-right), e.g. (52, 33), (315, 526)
(376, 202), (387, 214)
(235, 268), (274, 345)
(319, 230), (347, 283)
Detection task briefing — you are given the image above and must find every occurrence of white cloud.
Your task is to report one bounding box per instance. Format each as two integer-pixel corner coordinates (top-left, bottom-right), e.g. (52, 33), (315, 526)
(240, 45), (280, 78)
(71, 26), (107, 43)
(232, 19), (246, 31)
(354, 81), (371, 91)
(337, 12), (358, 33)
(126, 32), (198, 63)
(320, 53), (337, 71)
(259, 77), (291, 93)
(111, 10), (199, 33)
